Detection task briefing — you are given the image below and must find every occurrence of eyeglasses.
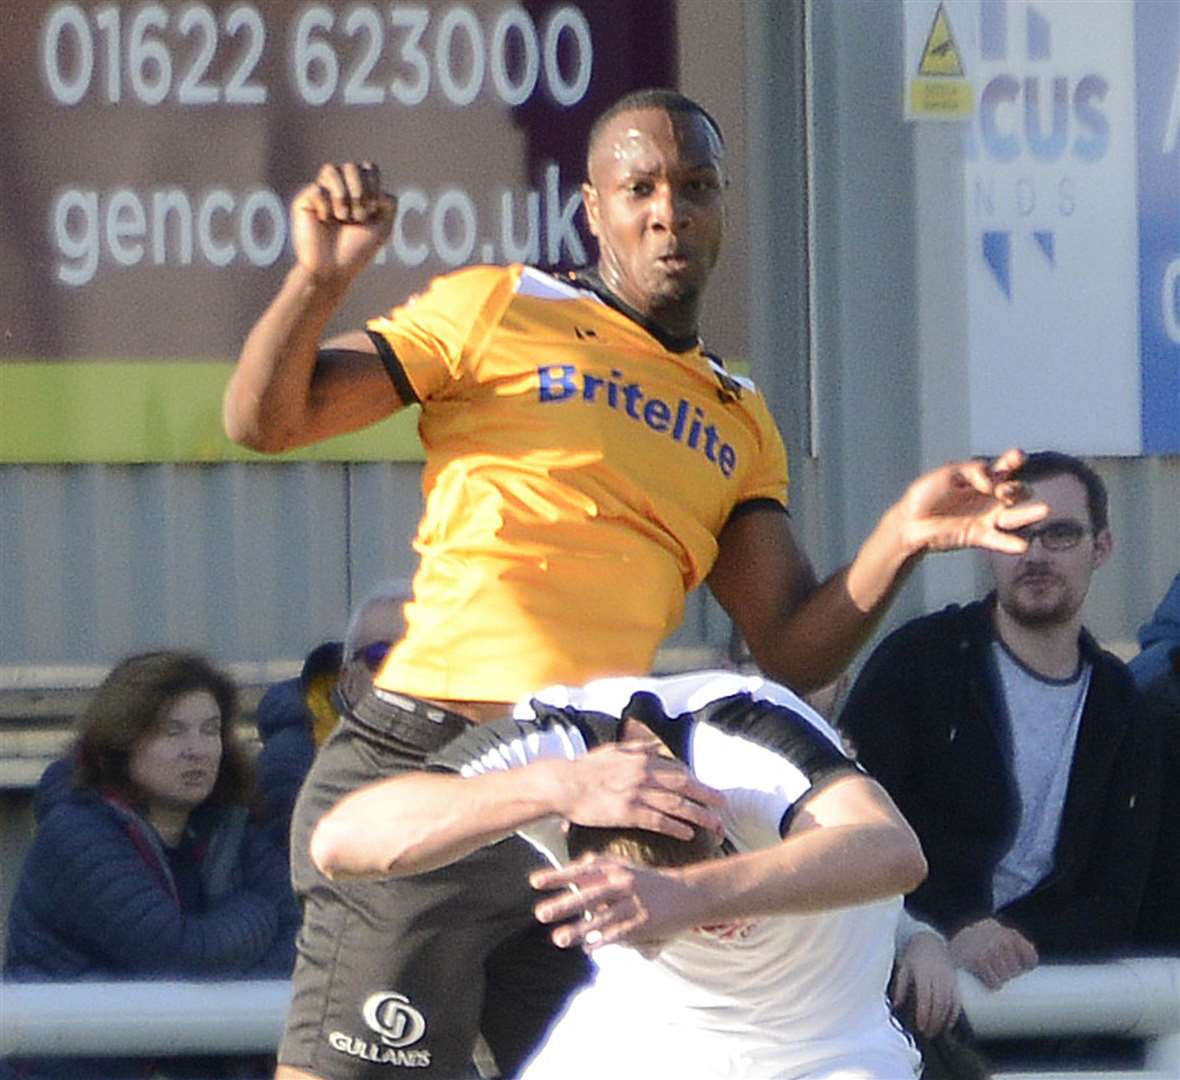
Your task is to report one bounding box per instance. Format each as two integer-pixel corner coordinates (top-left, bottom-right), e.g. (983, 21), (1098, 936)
(1010, 520), (1090, 552)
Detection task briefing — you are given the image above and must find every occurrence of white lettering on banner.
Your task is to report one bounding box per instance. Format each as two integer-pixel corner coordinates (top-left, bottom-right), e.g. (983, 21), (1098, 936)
(42, 2), (268, 105)
(52, 166), (583, 285)
(545, 163), (587, 266)
(52, 186), (284, 284)
(390, 189), (430, 267)
(964, 0), (1143, 455)
(39, 3), (597, 290)
(430, 189), (477, 267)
(498, 187), (541, 265)
(40, 2), (592, 110)
(1164, 259), (1180, 346)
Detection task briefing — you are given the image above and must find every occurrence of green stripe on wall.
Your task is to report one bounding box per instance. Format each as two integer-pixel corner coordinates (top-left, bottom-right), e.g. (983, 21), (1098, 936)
(0, 361), (423, 463)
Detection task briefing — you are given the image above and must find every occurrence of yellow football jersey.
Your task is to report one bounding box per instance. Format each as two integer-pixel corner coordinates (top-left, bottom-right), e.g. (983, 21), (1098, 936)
(366, 264), (789, 703)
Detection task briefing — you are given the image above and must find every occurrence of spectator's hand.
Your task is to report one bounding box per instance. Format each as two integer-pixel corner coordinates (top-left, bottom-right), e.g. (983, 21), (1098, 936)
(948, 918), (1038, 989)
(891, 931), (962, 1036)
(292, 162), (396, 283)
(555, 740), (725, 842)
(894, 448), (1049, 556)
(530, 853), (691, 951)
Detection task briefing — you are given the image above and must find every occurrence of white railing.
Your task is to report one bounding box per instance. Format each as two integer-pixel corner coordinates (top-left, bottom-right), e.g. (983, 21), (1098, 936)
(0, 979), (291, 1057)
(961, 958), (1180, 1080)
(1, 959), (1178, 1076)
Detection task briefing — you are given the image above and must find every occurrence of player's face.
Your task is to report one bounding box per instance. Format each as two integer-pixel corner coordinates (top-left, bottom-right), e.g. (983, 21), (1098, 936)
(128, 690), (223, 814)
(583, 108), (725, 327)
(988, 473), (1111, 628)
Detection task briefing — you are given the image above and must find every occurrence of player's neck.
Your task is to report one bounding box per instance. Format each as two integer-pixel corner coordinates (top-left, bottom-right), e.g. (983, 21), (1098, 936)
(578, 266), (701, 351)
(647, 301), (701, 343)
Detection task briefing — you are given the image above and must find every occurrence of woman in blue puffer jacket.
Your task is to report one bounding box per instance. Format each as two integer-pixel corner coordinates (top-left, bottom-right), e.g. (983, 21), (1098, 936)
(3, 651), (299, 1080)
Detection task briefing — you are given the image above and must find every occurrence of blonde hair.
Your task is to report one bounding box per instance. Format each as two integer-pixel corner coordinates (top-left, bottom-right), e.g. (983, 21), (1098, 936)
(565, 824), (716, 868)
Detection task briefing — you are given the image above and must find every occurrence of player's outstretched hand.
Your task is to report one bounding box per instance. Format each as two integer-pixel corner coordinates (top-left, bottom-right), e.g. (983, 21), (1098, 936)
(894, 447), (1049, 556)
(292, 161), (396, 283)
(556, 740), (725, 842)
(531, 853), (691, 952)
(891, 931), (962, 1037)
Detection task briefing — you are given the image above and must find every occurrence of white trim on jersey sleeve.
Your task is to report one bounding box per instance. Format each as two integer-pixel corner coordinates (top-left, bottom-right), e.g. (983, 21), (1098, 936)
(452, 721), (586, 868)
(705, 355), (759, 394)
(457, 723), (589, 778)
(731, 675), (846, 752)
(526, 670), (843, 754)
(527, 670), (763, 718)
(515, 266), (606, 304)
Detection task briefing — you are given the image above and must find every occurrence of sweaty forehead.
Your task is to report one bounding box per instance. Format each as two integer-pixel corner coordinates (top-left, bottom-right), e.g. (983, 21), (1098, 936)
(588, 108), (723, 180)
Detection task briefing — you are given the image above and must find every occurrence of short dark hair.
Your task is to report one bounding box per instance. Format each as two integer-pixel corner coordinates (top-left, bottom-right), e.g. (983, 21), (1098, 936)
(586, 88), (724, 176)
(74, 650), (254, 809)
(566, 823), (717, 868)
(1013, 450), (1109, 532)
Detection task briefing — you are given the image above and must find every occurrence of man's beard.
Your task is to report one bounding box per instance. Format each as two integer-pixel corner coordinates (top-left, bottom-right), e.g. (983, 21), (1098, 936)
(999, 574), (1080, 628)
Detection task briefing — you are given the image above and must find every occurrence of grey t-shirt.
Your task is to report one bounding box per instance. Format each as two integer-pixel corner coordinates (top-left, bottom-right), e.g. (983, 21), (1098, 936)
(991, 639), (1091, 910)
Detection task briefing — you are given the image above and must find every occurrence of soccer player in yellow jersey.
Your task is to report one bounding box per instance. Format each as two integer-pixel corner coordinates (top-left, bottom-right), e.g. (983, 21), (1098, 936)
(224, 89), (1047, 1080)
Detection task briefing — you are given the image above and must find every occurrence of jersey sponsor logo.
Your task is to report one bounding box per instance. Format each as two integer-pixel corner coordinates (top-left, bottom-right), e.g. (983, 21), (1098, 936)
(537, 364), (738, 477)
(327, 990), (432, 1068)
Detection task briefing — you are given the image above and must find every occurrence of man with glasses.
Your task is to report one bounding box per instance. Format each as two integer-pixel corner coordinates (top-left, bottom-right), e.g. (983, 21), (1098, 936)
(838, 451), (1165, 1055)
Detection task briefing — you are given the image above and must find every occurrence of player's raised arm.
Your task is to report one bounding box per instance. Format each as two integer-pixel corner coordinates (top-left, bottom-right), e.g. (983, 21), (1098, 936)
(223, 161), (404, 453)
(710, 449), (1050, 691)
(531, 772), (926, 951)
(309, 740), (726, 882)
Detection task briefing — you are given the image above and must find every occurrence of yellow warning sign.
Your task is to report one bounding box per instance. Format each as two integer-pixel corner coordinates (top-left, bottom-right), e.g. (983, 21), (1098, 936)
(918, 3), (965, 78)
(910, 79), (973, 117)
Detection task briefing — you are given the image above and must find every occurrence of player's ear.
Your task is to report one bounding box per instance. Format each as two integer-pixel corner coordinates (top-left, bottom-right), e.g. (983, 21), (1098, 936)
(582, 182), (601, 238)
(1091, 527), (1113, 568)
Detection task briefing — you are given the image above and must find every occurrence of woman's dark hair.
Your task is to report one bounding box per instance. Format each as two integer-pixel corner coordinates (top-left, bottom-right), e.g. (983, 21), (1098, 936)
(74, 650), (254, 808)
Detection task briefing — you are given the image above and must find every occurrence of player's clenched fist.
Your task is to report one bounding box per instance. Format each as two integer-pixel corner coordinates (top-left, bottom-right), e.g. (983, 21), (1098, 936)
(291, 161), (396, 282)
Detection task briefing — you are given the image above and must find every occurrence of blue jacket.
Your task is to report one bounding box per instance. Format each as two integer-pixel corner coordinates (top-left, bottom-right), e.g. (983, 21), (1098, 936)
(1129, 572), (1180, 691)
(254, 641), (344, 849)
(254, 677), (317, 850)
(3, 760), (299, 1078)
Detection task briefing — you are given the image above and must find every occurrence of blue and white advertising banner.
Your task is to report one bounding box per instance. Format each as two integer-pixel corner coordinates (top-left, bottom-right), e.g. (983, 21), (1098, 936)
(963, 0), (1179, 456)
(1136, 1), (1180, 454)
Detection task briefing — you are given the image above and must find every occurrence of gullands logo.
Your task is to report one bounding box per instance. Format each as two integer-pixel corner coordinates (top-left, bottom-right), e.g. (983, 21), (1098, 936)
(328, 990), (431, 1068)
(537, 364), (738, 478)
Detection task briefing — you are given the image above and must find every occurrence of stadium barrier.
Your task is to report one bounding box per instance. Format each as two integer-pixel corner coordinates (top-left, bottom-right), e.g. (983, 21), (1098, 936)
(1, 958), (1178, 1076)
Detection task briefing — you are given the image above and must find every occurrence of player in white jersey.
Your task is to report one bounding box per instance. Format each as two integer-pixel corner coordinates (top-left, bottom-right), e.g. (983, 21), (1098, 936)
(311, 671), (926, 1079)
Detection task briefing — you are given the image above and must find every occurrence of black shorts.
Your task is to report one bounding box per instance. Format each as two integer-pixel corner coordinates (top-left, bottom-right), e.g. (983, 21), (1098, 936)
(279, 682), (592, 1079)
